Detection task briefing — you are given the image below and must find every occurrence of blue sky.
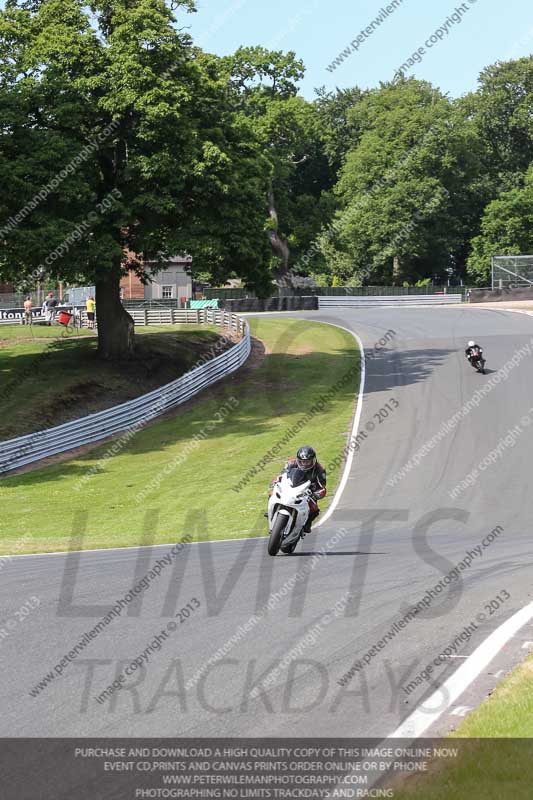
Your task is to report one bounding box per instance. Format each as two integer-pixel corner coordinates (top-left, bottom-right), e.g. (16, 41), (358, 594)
(182, 0), (533, 98)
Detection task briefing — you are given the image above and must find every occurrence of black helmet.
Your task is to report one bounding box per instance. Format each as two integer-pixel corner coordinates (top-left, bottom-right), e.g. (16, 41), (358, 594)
(297, 446), (317, 472)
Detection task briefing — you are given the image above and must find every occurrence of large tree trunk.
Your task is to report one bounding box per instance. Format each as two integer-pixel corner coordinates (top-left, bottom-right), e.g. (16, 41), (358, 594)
(268, 187), (292, 287)
(393, 255), (400, 285)
(95, 269), (134, 359)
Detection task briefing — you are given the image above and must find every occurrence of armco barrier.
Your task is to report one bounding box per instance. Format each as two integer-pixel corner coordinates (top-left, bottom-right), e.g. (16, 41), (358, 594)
(318, 294), (462, 308)
(0, 310), (249, 475)
(221, 296), (319, 313)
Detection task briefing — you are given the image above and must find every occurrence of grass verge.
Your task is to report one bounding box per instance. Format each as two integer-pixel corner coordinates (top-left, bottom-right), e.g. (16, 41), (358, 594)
(392, 653), (533, 799)
(0, 318), (360, 553)
(0, 324), (225, 439)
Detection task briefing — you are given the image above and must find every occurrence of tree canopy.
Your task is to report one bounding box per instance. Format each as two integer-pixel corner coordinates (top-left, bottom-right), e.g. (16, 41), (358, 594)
(0, 0), (274, 355)
(0, 0), (532, 358)
(468, 166), (533, 285)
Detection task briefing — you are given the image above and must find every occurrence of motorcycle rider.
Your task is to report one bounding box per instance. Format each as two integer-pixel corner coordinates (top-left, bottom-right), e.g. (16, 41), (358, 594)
(465, 340), (483, 364)
(269, 446), (326, 533)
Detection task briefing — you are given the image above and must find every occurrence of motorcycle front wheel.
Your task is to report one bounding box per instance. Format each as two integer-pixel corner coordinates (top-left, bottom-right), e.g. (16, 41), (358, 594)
(268, 514), (287, 556)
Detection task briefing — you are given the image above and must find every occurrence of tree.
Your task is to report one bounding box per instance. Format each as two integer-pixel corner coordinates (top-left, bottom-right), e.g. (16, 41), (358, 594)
(166, 49), (273, 296)
(223, 47), (335, 285)
(0, 1), (272, 356)
(460, 56), (533, 190)
(314, 85), (367, 173)
(322, 78), (484, 284)
(0, 0), (193, 356)
(467, 166), (533, 285)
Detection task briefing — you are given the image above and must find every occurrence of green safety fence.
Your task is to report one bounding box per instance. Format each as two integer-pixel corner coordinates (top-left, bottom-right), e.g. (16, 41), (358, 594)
(189, 299), (219, 309)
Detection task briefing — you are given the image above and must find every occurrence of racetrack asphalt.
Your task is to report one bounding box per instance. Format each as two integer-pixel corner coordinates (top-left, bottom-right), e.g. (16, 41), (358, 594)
(2, 304), (533, 737)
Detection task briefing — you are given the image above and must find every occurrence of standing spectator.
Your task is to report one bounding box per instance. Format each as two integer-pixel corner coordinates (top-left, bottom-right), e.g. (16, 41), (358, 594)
(42, 293), (50, 325)
(86, 295), (96, 329)
(23, 296), (33, 325)
(42, 292), (57, 325)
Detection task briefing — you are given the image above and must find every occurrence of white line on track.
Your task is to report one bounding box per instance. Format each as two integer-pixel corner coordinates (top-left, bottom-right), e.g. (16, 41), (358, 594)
(469, 306), (533, 318)
(313, 325), (365, 528)
(496, 308), (533, 317)
(3, 322), (366, 558)
(389, 601), (533, 738)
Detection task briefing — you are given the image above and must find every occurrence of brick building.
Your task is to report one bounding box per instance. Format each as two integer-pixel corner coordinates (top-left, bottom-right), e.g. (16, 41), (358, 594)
(120, 271), (144, 300)
(120, 256), (192, 301)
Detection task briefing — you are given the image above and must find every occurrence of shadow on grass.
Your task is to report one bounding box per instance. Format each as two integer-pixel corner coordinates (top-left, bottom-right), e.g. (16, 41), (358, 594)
(0, 329), (222, 380)
(0, 329), (228, 440)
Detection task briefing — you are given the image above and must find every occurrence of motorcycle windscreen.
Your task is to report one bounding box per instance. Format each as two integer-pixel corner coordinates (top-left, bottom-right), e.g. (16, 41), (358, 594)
(286, 466), (310, 487)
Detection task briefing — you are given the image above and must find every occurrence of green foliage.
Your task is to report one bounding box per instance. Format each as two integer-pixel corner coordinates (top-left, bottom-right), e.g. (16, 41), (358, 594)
(460, 56), (533, 188)
(221, 51), (337, 278)
(309, 272), (331, 287)
(0, 0), (273, 307)
(467, 167), (533, 285)
(0, 4), (532, 308)
(323, 78), (485, 285)
(314, 86), (367, 172)
(224, 46), (305, 104)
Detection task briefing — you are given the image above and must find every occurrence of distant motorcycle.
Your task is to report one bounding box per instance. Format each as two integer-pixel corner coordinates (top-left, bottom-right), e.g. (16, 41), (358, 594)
(267, 467), (312, 556)
(468, 346), (486, 374)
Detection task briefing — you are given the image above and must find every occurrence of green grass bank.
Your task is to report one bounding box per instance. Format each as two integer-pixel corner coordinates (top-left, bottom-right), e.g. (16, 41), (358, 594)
(1, 318), (360, 554)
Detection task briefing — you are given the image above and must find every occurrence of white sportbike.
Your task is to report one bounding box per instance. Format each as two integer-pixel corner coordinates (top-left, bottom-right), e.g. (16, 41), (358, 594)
(267, 468), (313, 556)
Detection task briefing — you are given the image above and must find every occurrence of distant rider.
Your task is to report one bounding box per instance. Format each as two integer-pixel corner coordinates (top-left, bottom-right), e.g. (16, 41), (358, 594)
(465, 340), (483, 364)
(269, 446), (326, 533)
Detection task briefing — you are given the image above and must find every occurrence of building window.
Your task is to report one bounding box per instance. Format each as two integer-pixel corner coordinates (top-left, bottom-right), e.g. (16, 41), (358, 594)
(162, 285), (174, 299)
